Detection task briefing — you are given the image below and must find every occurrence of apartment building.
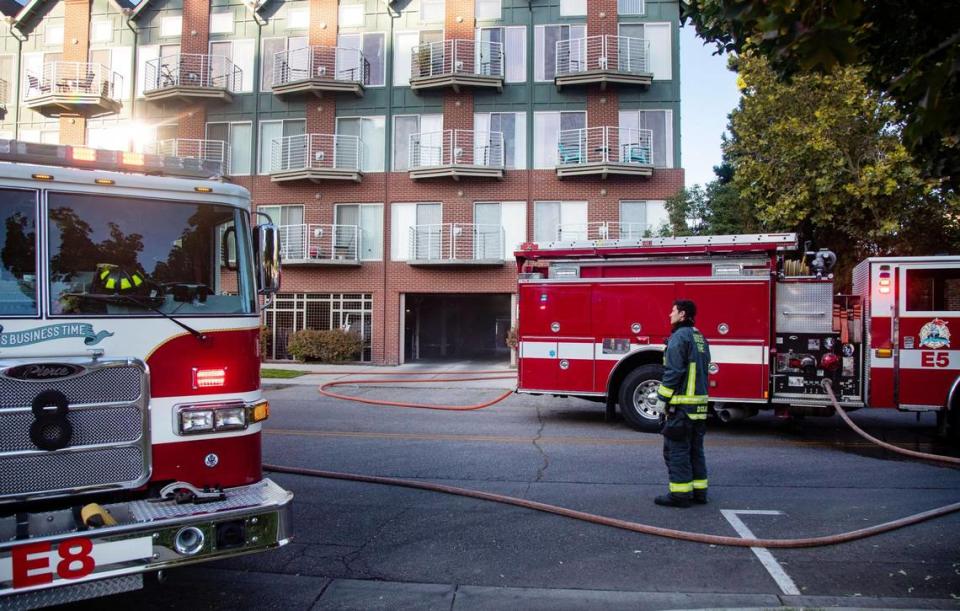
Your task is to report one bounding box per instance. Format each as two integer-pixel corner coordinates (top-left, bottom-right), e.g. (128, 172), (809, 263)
(0, 0), (684, 364)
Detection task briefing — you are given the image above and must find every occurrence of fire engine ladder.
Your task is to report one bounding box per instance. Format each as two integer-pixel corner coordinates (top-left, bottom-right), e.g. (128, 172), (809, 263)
(520, 233), (799, 261)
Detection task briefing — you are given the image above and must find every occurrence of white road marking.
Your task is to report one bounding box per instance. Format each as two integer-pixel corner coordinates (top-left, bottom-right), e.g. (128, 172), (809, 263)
(720, 509), (800, 596)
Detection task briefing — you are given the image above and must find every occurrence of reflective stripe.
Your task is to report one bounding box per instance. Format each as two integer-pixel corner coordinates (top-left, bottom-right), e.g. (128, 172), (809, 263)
(669, 481), (693, 493)
(687, 413), (707, 420)
(692, 479), (708, 489)
(657, 385), (674, 398)
(685, 362), (697, 396)
(670, 395), (708, 405)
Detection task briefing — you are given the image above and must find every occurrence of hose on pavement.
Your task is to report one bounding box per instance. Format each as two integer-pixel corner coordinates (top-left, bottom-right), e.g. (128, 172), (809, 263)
(264, 374), (960, 548)
(317, 370), (515, 410)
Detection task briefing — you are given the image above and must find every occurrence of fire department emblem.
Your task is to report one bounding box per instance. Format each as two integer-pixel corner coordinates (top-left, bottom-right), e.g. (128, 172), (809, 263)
(919, 318), (950, 349)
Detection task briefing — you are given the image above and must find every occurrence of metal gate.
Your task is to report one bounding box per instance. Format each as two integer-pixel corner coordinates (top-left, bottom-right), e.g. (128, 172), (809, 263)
(263, 293), (373, 361)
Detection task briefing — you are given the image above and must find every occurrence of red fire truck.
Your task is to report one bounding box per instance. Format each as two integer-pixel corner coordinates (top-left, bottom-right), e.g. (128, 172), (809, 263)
(0, 140), (292, 607)
(515, 233), (960, 438)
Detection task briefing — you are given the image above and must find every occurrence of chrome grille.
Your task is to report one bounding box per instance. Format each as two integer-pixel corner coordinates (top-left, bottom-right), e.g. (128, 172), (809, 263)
(0, 366), (142, 408)
(0, 358), (150, 501)
(1, 446), (145, 496)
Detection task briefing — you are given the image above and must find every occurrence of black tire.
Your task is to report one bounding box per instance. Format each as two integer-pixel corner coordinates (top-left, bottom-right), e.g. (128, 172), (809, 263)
(618, 364), (665, 432)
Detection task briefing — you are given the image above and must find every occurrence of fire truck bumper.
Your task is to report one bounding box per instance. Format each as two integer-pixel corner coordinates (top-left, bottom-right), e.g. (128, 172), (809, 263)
(0, 478), (293, 608)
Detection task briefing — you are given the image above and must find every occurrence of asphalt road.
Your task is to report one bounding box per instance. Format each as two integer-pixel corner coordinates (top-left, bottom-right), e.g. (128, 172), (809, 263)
(70, 380), (960, 609)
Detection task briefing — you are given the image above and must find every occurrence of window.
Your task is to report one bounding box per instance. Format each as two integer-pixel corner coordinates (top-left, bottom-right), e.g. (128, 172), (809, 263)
(335, 204), (383, 260)
(261, 36), (308, 90)
(0, 56), (14, 103)
(338, 32), (386, 87)
(258, 119), (306, 174)
(534, 201), (587, 242)
(476, 0), (501, 20)
(474, 201), (526, 259)
(258, 205), (304, 227)
(286, 6), (309, 28)
(20, 127), (60, 144)
(263, 293), (373, 361)
(0, 189), (38, 316)
(45, 21), (64, 46)
(618, 0), (645, 15)
(339, 4), (365, 27)
(394, 30), (442, 86)
(91, 20), (113, 44)
(393, 114), (443, 171)
(87, 120), (131, 151)
(210, 11), (233, 34)
(618, 109), (672, 168)
(905, 268), (960, 312)
(391, 203), (441, 261)
(533, 111), (585, 168)
(474, 112), (526, 169)
(336, 116), (385, 172)
(534, 24), (586, 81)
(88, 47), (132, 98)
(420, 0), (444, 23)
(559, 0), (586, 16)
(209, 39), (255, 92)
(619, 200), (667, 238)
(160, 15), (182, 38)
(477, 27), (521, 81)
(619, 22), (671, 79)
(206, 122), (252, 175)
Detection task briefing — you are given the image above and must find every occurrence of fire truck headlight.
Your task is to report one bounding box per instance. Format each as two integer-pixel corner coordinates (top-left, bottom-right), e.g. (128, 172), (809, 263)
(215, 406), (246, 431)
(179, 409), (215, 434)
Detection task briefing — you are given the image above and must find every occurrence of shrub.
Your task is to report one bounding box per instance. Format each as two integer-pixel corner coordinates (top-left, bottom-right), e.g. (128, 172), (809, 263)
(505, 326), (518, 351)
(287, 329), (363, 363)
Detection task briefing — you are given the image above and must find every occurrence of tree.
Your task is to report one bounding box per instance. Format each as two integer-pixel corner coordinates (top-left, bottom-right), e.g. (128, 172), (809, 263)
(664, 161), (757, 236)
(681, 0), (960, 190)
(723, 54), (960, 283)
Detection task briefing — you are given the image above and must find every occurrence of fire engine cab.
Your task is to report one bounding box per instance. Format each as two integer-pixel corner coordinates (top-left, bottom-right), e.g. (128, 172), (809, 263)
(0, 139), (291, 608)
(515, 233), (960, 438)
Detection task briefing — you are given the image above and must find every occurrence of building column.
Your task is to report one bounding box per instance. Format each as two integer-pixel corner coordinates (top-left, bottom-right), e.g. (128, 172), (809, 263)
(307, 0), (337, 134)
(59, 0), (91, 145)
(178, 0), (210, 139)
(442, 0), (474, 131)
(585, 0), (620, 128)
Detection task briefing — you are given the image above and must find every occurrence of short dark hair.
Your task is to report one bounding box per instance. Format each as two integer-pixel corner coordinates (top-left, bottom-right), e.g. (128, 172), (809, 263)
(673, 299), (697, 322)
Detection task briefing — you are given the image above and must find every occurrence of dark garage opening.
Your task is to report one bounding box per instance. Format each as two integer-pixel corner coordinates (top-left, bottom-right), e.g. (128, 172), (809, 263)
(404, 294), (512, 362)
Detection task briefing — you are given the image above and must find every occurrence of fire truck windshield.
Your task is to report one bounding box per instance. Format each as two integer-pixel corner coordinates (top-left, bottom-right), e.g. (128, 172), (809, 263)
(46, 192), (256, 317)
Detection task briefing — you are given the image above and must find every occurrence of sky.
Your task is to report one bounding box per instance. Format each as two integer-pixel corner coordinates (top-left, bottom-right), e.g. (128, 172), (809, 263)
(679, 24), (740, 188)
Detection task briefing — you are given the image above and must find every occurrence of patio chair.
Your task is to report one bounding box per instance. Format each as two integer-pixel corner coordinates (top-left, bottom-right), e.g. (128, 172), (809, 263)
(624, 145), (651, 164)
(557, 142), (583, 164)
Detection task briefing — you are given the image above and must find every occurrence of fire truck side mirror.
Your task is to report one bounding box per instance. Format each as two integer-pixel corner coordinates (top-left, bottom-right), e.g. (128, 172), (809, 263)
(254, 223), (282, 296)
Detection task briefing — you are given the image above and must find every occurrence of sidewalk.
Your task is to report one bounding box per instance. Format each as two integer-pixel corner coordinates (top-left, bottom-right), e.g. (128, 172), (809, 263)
(261, 361), (518, 390)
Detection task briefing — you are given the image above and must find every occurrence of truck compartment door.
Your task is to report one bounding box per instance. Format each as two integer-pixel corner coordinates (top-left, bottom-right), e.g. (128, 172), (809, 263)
(518, 284), (593, 392)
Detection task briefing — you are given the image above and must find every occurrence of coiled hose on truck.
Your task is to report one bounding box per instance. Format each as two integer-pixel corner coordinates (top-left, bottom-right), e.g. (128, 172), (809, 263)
(265, 375), (960, 548)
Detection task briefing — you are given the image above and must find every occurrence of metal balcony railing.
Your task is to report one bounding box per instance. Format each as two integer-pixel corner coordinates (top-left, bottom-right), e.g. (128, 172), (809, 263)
(148, 138), (230, 175)
(269, 134), (362, 174)
(278, 224), (361, 262)
(411, 39), (504, 79)
(272, 46), (369, 87)
(409, 223), (505, 261)
(144, 53), (241, 93)
(557, 126), (654, 166)
(0, 78), (8, 109)
(554, 221), (655, 242)
(409, 130), (504, 169)
(555, 35), (651, 77)
(23, 62), (122, 101)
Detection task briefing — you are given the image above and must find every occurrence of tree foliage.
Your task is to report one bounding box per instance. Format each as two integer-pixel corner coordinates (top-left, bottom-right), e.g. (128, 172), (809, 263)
(665, 161), (758, 236)
(719, 55), (960, 282)
(680, 0), (960, 190)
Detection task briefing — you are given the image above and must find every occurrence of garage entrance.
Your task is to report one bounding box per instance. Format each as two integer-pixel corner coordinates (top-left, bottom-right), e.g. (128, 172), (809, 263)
(404, 294), (512, 362)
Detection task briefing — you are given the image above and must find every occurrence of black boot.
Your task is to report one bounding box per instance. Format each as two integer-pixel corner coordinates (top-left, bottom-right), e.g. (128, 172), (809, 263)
(693, 490), (708, 505)
(654, 494), (691, 508)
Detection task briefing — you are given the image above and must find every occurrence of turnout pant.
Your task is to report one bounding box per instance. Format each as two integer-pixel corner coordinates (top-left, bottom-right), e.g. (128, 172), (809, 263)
(661, 412), (708, 497)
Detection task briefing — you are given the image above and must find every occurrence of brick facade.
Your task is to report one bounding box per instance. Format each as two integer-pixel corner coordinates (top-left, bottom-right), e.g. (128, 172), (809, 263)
(1, 0), (684, 365)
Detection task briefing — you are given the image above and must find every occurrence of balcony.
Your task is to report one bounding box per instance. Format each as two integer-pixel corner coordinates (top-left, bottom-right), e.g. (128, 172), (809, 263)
(143, 54), (240, 103)
(408, 223), (505, 267)
(147, 138), (230, 177)
(271, 46), (368, 97)
(409, 130), (504, 181)
(410, 40), (503, 93)
(556, 127), (654, 178)
(278, 224), (361, 266)
(269, 134), (363, 183)
(555, 35), (652, 90)
(551, 221), (656, 244)
(23, 62), (122, 118)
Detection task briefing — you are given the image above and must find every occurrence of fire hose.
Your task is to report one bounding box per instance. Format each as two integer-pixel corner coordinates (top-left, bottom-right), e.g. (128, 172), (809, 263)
(265, 375), (960, 548)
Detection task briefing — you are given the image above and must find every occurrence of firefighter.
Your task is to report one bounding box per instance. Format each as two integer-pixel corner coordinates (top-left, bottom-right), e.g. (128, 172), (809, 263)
(652, 299), (711, 508)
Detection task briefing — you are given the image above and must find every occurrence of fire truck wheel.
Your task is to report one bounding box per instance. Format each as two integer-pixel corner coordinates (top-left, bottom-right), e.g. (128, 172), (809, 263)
(619, 364), (665, 433)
